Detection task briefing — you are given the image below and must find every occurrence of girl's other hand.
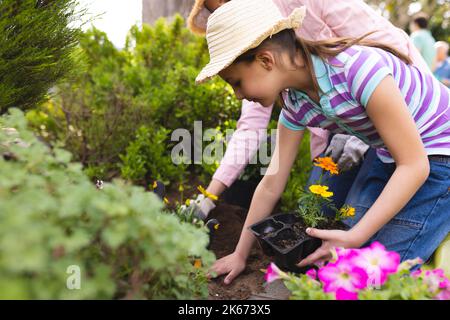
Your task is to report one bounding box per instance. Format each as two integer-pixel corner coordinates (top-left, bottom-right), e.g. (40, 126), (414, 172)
(296, 228), (365, 267)
(209, 251), (246, 285)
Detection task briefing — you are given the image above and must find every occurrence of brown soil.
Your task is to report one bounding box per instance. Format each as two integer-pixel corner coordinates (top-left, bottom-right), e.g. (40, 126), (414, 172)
(273, 237), (299, 250)
(318, 218), (349, 231)
(207, 202), (271, 300)
(270, 217), (348, 250)
(163, 181), (279, 300)
(292, 222), (308, 237)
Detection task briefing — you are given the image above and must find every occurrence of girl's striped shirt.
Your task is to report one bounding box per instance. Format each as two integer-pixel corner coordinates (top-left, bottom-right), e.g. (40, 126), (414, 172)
(279, 45), (450, 163)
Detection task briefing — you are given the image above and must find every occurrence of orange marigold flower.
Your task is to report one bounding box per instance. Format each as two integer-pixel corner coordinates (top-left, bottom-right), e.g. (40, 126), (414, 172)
(194, 259), (202, 269)
(313, 157), (339, 175)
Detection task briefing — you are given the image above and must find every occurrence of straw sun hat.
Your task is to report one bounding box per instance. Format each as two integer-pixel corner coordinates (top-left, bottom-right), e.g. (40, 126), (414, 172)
(187, 0), (211, 35)
(195, 0), (306, 84)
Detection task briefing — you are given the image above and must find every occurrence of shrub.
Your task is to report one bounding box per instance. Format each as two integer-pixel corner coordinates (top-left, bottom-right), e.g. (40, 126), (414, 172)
(0, 109), (214, 299)
(0, 0), (85, 114)
(280, 130), (313, 211)
(119, 125), (187, 186)
(27, 16), (240, 182)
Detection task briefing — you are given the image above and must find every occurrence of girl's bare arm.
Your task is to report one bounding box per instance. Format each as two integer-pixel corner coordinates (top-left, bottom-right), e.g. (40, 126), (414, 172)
(350, 75), (430, 245)
(234, 122), (304, 259)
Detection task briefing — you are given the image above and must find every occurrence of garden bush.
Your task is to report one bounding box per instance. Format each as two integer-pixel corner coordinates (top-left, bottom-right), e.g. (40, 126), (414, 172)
(0, 0), (85, 114)
(0, 109), (214, 299)
(24, 14), (314, 197)
(119, 125), (187, 186)
(280, 130), (313, 211)
(27, 16), (240, 184)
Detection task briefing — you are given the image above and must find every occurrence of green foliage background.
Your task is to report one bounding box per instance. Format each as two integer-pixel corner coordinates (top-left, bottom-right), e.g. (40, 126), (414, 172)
(0, 109), (214, 299)
(2, 0), (448, 299)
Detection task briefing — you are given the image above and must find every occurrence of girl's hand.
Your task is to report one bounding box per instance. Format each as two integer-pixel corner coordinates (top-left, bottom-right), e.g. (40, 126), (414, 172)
(209, 251), (246, 285)
(296, 228), (365, 267)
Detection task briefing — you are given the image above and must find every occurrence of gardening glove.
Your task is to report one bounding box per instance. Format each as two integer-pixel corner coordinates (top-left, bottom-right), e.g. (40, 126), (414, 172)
(325, 134), (370, 172)
(183, 194), (216, 221)
(151, 181), (166, 201)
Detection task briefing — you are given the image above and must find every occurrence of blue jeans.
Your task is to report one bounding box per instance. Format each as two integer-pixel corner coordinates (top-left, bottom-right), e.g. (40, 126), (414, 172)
(343, 152), (450, 263)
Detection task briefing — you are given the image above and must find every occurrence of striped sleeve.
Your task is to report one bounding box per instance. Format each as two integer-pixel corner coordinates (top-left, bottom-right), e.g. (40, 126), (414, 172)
(344, 49), (393, 107)
(279, 109), (305, 131)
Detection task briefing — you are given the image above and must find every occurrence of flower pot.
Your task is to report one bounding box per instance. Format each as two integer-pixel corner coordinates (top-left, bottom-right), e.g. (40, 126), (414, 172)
(249, 213), (349, 273)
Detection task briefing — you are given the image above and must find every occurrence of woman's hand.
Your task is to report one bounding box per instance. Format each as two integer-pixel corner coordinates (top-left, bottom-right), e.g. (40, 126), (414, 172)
(296, 228), (366, 267)
(209, 251), (247, 285)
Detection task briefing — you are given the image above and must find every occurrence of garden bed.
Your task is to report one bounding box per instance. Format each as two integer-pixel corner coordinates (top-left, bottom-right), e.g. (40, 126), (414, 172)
(207, 202), (271, 300)
(164, 181), (272, 300)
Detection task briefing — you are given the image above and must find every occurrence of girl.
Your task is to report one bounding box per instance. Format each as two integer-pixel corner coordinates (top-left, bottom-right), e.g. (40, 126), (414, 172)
(196, 0), (450, 284)
(185, 0), (428, 221)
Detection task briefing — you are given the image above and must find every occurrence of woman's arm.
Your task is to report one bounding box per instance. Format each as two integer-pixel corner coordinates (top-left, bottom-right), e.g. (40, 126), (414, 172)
(210, 122), (304, 284)
(319, 0), (429, 72)
(320, 0), (409, 54)
(298, 75), (430, 266)
(211, 99), (273, 189)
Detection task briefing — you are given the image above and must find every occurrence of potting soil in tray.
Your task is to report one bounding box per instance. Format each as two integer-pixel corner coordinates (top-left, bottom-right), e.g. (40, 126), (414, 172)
(250, 213), (349, 273)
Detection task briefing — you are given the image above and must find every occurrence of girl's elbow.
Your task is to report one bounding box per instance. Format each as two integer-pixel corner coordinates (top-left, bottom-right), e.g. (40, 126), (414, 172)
(399, 156), (430, 182)
(419, 158), (431, 181)
(412, 156), (430, 182)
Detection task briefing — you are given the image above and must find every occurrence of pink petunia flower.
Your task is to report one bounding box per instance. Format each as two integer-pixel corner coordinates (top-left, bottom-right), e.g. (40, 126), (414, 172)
(435, 287), (450, 300)
(423, 269), (450, 293)
(318, 259), (368, 300)
(411, 269), (423, 278)
(335, 288), (359, 300)
(399, 257), (424, 272)
(306, 268), (317, 280)
(264, 263), (285, 283)
(331, 247), (357, 263)
(347, 241), (400, 287)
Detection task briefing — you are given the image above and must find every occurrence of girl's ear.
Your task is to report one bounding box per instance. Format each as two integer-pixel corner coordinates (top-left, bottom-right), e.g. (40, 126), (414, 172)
(255, 51), (275, 71)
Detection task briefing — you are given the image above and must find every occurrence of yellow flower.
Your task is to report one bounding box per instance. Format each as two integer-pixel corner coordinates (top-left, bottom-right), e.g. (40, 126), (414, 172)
(197, 185), (219, 201)
(194, 259), (202, 269)
(309, 185), (334, 198)
(340, 205), (355, 218)
(185, 199), (191, 206)
(313, 157), (339, 175)
(152, 181), (157, 189)
(178, 184), (184, 192)
(163, 197), (170, 205)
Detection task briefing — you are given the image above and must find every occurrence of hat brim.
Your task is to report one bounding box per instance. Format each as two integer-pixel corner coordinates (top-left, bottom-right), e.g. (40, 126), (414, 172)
(187, 0), (210, 35)
(196, 7), (306, 84)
